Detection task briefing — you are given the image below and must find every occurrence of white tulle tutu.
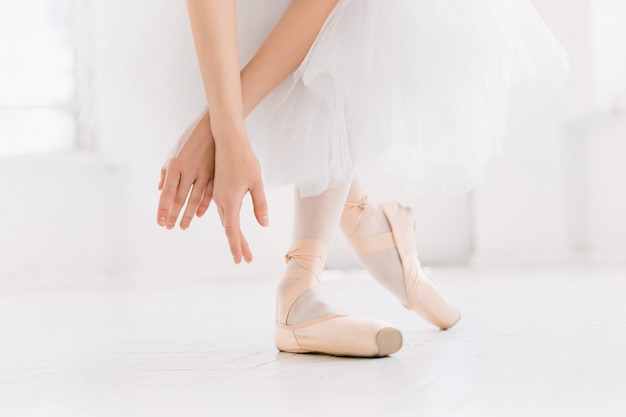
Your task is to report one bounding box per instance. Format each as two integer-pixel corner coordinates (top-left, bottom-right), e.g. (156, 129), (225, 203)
(82, 0), (569, 197)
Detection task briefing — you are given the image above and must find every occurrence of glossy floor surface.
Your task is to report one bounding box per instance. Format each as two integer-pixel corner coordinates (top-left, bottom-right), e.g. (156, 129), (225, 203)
(1, 265), (625, 417)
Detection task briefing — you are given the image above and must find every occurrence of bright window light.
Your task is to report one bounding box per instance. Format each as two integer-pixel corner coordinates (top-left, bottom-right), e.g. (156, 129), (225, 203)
(0, 0), (76, 155)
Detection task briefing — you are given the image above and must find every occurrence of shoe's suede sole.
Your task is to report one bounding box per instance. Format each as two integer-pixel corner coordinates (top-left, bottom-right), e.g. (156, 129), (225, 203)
(376, 327), (403, 357)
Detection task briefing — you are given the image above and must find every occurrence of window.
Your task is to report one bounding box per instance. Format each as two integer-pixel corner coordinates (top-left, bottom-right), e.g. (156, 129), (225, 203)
(0, 0), (78, 155)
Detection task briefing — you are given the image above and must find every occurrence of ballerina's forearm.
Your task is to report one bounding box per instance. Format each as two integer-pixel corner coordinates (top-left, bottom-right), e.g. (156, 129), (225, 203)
(188, 0), (339, 127)
(241, 0), (340, 115)
(186, 0), (246, 143)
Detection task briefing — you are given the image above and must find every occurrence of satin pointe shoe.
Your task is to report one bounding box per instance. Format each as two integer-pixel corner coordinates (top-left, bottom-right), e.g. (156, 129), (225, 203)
(275, 239), (403, 357)
(341, 196), (461, 330)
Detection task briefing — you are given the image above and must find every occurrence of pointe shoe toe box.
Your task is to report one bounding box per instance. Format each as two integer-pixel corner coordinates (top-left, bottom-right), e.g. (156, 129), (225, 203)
(276, 315), (402, 358)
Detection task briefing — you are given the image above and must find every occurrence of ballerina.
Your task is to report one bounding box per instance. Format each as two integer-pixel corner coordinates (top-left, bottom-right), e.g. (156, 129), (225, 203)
(87, 0), (569, 357)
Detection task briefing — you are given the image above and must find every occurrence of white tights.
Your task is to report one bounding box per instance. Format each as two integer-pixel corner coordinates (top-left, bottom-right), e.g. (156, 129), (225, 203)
(278, 175), (409, 325)
(346, 178), (408, 305)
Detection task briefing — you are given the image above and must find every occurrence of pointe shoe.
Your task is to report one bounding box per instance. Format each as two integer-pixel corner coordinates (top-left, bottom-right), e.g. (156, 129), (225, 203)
(275, 239), (403, 357)
(341, 196), (461, 330)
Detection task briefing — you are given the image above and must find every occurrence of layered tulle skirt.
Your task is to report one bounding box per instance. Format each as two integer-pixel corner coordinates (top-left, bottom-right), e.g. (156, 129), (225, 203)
(82, 0), (569, 197)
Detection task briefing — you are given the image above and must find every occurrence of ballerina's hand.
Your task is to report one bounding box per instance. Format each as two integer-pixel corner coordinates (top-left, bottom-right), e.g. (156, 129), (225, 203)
(212, 138), (269, 264)
(157, 112), (215, 230)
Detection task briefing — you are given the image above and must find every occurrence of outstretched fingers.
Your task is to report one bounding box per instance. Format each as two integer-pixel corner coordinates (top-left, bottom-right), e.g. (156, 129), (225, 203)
(240, 230), (252, 263)
(158, 168), (166, 191)
(219, 200), (253, 264)
(196, 181), (214, 218)
(250, 181), (269, 227)
(157, 165), (181, 227)
(180, 177), (209, 229)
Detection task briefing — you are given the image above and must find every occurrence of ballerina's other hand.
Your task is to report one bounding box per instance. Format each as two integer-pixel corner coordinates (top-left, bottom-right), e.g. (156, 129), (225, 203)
(157, 111), (215, 231)
(212, 131), (269, 265)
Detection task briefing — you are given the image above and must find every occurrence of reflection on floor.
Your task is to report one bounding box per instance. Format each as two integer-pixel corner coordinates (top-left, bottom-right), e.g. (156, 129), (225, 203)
(1, 265), (625, 417)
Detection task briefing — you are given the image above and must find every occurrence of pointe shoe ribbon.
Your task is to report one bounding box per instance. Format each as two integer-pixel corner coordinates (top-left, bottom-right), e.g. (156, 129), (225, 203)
(278, 239), (329, 325)
(341, 193), (369, 234)
(342, 194), (398, 255)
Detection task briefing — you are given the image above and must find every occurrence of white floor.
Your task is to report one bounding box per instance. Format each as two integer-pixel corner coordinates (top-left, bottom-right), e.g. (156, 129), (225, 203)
(1, 265), (625, 417)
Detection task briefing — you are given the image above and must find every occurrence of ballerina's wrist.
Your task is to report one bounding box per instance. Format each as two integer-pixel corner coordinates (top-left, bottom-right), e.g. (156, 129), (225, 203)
(210, 119), (251, 150)
(207, 106), (245, 135)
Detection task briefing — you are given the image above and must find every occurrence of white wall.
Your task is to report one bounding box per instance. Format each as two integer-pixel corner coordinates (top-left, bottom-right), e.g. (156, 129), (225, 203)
(591, 0), (626, 112)
(472, 0), (626, 265)
(561, 114), (626, 262)
(0, 154), (124, 277)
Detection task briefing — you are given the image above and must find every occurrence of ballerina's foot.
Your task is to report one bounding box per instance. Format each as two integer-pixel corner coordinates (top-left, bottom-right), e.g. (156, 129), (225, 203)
(341, 192), (461, 330)
(275, 239), (403, 357)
